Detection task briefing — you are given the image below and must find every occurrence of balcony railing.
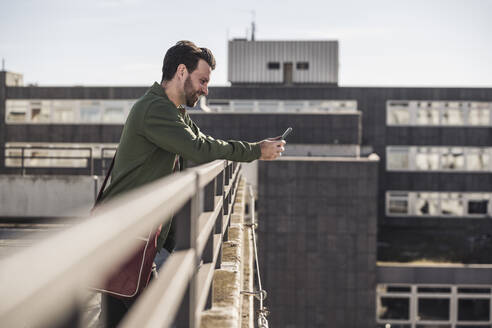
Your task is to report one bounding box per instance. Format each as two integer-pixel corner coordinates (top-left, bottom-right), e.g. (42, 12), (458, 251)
(0, 159), (242, 328)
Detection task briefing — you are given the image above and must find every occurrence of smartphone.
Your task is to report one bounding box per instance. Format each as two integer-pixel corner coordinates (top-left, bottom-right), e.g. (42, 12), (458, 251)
(281, 127), (293, 140)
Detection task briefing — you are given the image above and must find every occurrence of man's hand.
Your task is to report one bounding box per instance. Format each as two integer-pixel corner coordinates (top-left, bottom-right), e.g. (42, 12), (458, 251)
(259, 139), (286, 160)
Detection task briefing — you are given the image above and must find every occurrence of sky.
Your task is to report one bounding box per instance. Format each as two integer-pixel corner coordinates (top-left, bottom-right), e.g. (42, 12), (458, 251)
(0, 0), (491, 87)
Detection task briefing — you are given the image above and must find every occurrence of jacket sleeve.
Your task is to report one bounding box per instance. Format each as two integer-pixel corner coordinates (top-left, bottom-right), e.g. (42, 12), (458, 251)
(142, 101), (261, 164)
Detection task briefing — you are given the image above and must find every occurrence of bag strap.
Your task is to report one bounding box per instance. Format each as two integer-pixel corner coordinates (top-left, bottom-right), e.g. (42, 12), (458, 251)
(95, 153), (116, 204)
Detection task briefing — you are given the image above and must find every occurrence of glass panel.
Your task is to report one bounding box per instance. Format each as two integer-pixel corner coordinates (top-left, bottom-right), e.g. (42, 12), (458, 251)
(458, 287), (491, 294)
(467, 149), (489, 171)
(388, 108), (410, 125)
(389, 199), (408, 214)
(387, 286), (412, 293)
(458, 298), (490, 321)
(418, 287), (452, 293)
(6, 100), (29, 122)
(416, 193), (440, 216)
(52, 101), (75, 122)
(378, 297), (410, 320)
(29, 101), (50, 122)
(418, 298), (450, 320)
(468, 200), (489, 215)
(80, 101), (101, 123)
(387, 148), (410, 170)
(416, 325), (451, 328)
(417, 107), (439, 125)
(103, 107), (125, 123)
(441, 147), (465, 170)
(441, 193), (464, 216)
(283, 101), (305, 112)
(456, 325), (492, 328)
(469, 108), (490, 126)
(232, 101), (255, 111)
(442, 107), (465, 125)
(378, 325), (411, 328)
(416, 148), (440, 170)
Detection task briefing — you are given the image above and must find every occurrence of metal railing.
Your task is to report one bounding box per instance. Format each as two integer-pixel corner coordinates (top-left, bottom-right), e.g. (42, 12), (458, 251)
(1, 146), (117, 176)
(0, 159), (242, 328)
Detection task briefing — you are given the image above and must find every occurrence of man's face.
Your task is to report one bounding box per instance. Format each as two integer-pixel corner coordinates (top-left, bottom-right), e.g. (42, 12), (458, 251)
(183, 59), (211, 107)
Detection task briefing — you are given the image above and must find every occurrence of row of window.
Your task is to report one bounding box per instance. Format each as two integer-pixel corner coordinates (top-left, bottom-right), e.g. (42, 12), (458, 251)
(267, 61), (309, 70)
(5, 99), (136, 124)
(4, 142), (117, 168)
(377, 284), (492, 327)
(387, 146), (492, 172)
(387, 100), (492, 126)
(207, 99), (357, 113)
(386, 191), (491, 218)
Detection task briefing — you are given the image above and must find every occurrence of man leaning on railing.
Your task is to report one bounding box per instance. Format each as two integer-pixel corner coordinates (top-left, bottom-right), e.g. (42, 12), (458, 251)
(94, 40), (285, 327)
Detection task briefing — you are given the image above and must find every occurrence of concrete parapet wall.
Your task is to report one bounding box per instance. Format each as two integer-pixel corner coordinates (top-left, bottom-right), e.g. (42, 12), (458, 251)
(200, 177), (254, 328)
(0, 175), (97, 217)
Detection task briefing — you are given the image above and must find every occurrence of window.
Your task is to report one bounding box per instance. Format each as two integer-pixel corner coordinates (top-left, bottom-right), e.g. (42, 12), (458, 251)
(416, 103), (439, 125)
(416, 147), (440, 170)
(377, 284), (492, 327)
(418, 298), (450, 320)
(469, 103), (490, 126)
(387, 192), (409, 215)
(379, 297), (410, 320)
(267, 62), (280, 70)
(5, 99), (134, 124)
(467, 148), (489, 171)
(6, 100), (28, 122)
(416, 192), (440, 216)
(387, 146), (492, 172)
(440, 193), (464, 216)
(387, 147), (410, 170)
(387, 100), (492, 126)
(458, 299), (490, 321)
(387, 191), (491, 218)
(296, 62), (309, 70)
(442, 102), (465, 125)
(441, 148), (465, 170)
(388, 107), (411, 125)
(80, 101), (102, 123)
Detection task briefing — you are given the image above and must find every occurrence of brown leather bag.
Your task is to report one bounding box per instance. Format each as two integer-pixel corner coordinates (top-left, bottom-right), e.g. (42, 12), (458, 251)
(91, 154), (160, 299)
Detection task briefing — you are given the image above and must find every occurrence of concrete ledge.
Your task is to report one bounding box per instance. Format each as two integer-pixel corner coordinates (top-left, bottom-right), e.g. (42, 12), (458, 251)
(200, 177), (254, 328)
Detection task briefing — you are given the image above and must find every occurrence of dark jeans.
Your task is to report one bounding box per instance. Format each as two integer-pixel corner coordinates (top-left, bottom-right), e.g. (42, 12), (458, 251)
(98, 249), (170, 327)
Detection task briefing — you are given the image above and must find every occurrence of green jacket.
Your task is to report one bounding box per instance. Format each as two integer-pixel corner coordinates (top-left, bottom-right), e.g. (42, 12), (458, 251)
(100, 82), (261, 251)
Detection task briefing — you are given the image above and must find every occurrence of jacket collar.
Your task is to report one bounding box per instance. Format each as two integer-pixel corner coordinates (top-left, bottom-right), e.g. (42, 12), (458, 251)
(149, 82), (186, 115)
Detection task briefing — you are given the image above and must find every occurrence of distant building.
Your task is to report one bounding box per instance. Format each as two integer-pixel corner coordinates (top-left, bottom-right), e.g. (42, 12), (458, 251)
(228, 39), (338, 86)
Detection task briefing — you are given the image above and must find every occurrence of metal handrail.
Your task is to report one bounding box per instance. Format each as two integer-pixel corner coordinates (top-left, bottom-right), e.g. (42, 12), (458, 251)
(0, 159), (241, 328)
(1, 146), (120, 175)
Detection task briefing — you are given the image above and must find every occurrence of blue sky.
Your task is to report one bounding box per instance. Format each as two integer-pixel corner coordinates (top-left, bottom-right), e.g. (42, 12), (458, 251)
(1, 0), (491, 87)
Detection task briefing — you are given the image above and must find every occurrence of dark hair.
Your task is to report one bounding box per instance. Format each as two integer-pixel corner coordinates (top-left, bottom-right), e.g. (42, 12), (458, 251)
(161, 40), (216, 82)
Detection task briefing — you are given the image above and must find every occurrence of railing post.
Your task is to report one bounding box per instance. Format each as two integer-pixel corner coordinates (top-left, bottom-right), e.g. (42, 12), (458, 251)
(89, 147), (94, 176)
(204, 179), (215, 212)
(21, 147), (25, 176)
(175, 174), (201, 328)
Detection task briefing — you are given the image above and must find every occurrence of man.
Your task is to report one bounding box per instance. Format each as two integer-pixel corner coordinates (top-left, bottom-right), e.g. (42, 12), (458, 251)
(98, 41), (285, 326)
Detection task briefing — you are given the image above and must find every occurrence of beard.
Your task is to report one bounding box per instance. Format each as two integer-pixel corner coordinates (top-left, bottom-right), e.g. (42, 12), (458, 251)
(184, 76), (199, 107)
